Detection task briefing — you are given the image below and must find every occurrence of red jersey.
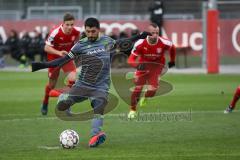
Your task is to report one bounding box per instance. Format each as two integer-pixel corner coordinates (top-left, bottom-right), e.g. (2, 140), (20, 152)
(45, 24), (80, 60)
(128, 37), (176, 68)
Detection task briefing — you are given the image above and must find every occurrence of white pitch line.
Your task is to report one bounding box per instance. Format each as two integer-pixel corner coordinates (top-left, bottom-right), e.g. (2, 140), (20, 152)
(0, 113), (39, 117)
(0, 117), (57, 122)
(0, 110), (238, 122)
(38, 146), (60, 150)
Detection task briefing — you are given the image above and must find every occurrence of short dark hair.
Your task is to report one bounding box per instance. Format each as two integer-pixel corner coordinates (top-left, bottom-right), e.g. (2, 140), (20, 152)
(150, 23), (159, 28)
(84, 17), (100, 29)
(63, 13), (75, 22)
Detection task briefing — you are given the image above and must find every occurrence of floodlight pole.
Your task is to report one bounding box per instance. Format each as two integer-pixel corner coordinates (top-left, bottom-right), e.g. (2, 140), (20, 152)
(206, 0), (219, 74)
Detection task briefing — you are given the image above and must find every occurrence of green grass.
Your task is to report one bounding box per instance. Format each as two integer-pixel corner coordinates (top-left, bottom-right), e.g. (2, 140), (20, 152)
(0, 71), (240, 160)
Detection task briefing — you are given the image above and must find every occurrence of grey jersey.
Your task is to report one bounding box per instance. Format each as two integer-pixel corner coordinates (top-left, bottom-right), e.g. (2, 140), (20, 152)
(68, 35), (115, 91)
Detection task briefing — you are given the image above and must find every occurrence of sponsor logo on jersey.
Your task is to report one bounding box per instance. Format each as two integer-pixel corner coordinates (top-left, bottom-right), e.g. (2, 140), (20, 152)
(87, 48), (105, 55)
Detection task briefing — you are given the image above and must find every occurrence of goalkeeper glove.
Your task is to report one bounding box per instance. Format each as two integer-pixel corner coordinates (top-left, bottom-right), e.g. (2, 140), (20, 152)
(168, 61), (175, 68)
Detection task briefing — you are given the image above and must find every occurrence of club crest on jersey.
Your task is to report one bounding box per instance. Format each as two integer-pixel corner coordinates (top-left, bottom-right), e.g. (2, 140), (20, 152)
(157, 48), (162, 54)
(71, 36), (75, 41)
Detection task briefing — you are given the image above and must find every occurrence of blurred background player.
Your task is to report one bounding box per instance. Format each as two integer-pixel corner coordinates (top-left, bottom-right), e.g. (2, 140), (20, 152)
(224, 86), (240, 113)
(0, 34), (5, 68)
(27, 29), (46, 62)
(19, 31), (31, 65)
(41, 13), (80, 115)
(5, 30), (27, 68)
(127, 23), (176, 119)
(148, 0), (164, 36)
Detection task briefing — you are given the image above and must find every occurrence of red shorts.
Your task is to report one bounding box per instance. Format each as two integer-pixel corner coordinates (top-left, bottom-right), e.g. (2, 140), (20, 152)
(48, 60), (76, 79)
(134, 64), (163, 88)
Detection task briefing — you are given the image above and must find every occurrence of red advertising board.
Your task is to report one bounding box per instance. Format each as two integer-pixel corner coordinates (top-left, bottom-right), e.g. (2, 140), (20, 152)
(0, 19), (240, 55)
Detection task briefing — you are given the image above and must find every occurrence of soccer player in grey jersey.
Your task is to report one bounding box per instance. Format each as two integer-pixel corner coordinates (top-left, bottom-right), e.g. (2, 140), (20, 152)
(32, 17), (150, 147)
(70, 33), (115, 91)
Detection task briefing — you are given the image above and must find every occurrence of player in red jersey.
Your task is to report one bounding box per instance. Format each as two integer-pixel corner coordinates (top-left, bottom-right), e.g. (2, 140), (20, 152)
(224, 86), (240, 113)
(127, 23), (176, 119)
(41, 13), (80, 115)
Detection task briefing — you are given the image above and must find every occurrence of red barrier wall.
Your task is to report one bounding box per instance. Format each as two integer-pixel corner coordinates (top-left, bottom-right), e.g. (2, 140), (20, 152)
(0, 19), (240, 55)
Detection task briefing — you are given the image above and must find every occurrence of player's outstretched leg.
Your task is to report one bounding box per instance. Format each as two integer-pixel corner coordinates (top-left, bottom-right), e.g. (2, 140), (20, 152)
(89, 114), (106, 148)
(41, 78), (57, 115)
(224, 105), (233, 114)
(41, 84), (52, 115)
(89, 131), (106, 148)
(140, 85), (157, 107)
(41, 103), (48, 115)
(89, 98), (107, 148)
(128, 85), (143, 119)
(224, 86), (240, 114)
(139, 96), (147, 107)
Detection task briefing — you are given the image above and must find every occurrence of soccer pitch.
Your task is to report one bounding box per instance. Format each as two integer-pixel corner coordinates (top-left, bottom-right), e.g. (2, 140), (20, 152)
(0, 71), (240, 160)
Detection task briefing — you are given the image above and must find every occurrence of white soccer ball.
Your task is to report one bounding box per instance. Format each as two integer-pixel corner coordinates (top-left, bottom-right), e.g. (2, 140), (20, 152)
(59, 129), (79, 149)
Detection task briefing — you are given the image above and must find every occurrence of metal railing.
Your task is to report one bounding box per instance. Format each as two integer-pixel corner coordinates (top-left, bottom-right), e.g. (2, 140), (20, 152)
(27, 5), (83, 20)
(0, 0), (239, 20)
(0, 10), (21, 20)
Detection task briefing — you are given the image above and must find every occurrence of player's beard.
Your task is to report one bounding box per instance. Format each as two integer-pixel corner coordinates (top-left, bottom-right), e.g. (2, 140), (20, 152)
(148, 37), (157, 44)
(88, 37), (98, 42)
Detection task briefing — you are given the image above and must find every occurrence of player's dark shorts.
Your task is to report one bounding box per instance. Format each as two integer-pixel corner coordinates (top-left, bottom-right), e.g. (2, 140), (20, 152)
(57, 85), (108, 114)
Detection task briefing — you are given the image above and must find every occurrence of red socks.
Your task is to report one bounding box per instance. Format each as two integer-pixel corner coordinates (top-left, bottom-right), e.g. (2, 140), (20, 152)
(43, 84), (51, 105)
(130, 86), (143, 111)
(230, 86), (240, 109)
